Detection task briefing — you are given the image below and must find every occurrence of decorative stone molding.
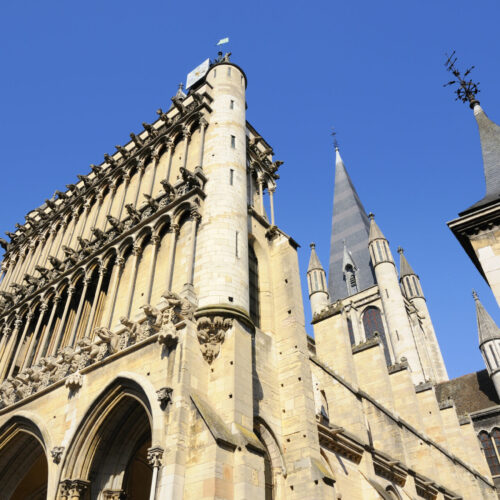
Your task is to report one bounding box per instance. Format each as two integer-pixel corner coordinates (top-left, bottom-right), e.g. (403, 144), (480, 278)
(59, 479), (90, 500)
(147, 446), (164, 468)
(102, 490), (125, 500)
(51, 446), (64, 464)
(196, 315), (233, 364)
(156, 387), (173, 409)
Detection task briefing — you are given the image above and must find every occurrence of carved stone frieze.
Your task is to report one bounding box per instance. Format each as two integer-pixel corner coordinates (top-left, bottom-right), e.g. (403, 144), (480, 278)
(147, 446), (164, 468)
(196, 315), (233, 364)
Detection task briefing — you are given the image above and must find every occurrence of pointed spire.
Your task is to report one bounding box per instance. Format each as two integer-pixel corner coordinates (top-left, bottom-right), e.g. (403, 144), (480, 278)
(474, 290), (500, 346)
(368, 213), (386, 243)
(328, 147), (376, 301)
(308, 243), (324, 272)
(398, 247), (416, 277)
(470, 103), (500, 207)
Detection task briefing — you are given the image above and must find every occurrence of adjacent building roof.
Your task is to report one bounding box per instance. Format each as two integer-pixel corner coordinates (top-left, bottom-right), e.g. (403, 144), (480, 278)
(328, 148), (376, 301)
(435, 369), (500, 416)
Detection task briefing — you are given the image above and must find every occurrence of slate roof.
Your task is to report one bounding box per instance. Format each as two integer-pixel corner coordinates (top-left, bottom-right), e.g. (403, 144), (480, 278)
(435, 370), (500, 416)
(328, 148), (376, 301)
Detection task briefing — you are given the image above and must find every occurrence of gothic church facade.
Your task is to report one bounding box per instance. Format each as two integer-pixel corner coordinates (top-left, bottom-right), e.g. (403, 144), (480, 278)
(0, 55), (496, 499)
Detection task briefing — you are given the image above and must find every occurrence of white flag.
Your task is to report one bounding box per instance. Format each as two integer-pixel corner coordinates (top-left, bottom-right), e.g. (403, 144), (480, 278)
(216, 37), (229, 46)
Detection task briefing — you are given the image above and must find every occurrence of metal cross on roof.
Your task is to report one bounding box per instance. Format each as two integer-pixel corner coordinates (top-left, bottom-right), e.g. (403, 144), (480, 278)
(444, 51), (480, 106)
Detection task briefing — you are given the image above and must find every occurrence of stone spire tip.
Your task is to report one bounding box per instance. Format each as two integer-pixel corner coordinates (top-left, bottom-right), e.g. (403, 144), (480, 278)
(397, 246), (404, 255)
(473, 290), (479, 301)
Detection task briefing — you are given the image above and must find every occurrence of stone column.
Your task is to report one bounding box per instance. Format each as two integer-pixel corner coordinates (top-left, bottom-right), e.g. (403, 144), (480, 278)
(118, 173), (131, 220)
(64, 213), (79, 251)
(181, 210), (200, 301)
(8, 311), (34, 377)
(85, 262), (107, 337)
(197, 118), (208, 169)
(104, 257), (125, 329)
(146, 235), (160, 303)
(51, 286), (76, 355)
(102, 182), (118, 232)
(148, 151), (160, 196)
(164, 140), (174, 183)
(181, 125), (191, 171)
(0, 322), (16, 380)
(134, 162), (146, 208)
(258, 177), (265, 217)
(147, 446), (164, 500)
(0, 262), (9, 291)
(24, 240), (38, 278)
(22, 301), (49, 369)
(12, 247), (29, 287)
(125, 244), (142, 317)
(35, 294), (62, 362)
(77, 200), (92, 242)
(68, 275), (91, 347)
(165, 224), (179, 292)
(90, 190), (104, 233)
(68, 479), (90, 500)
(269, 187), (276, 226)
(53, 219), (69, 260)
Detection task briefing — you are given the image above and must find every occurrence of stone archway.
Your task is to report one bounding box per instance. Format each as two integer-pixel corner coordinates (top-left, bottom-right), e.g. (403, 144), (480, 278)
(0, 416), (48, 499)
(60, 378), (158, 500)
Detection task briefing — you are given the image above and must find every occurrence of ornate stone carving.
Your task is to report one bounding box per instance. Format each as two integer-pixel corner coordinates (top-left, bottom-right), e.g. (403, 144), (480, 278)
(157, 305), (179, 347)
(147, 446), (164, 467)
(196, 316), (233, 364)
(94, 326), (123, 355)
(51, 446), (64, 464)
(65, 371), (83, 392)
(102, 490), (125, 500)
(106, 215), (124, 232)
(125, 203), (142, 224)
(162, 291), (196, 322)
(156, 387), (173, 409)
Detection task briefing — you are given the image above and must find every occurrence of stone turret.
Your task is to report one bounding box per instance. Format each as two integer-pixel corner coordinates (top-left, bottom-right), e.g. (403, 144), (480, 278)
(474, 291), (500, 398)
(195, 58), (250, 315)
(307, 243), (329, 316)
(398, 248), (448, 382)
(368, 214), (424, 383)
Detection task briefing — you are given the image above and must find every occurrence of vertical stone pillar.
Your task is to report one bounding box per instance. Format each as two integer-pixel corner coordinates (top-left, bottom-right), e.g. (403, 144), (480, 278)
(68, 275), (91, 347)
(85, 261), (107, 337)
(165, 224), (179, 292)
(51, 286), (75, 354)
(181, 125), (191, 171)
(181, 210), (200, 302)
(35, 293), (62, 362)
(8, 311), (34, 377)
(102, 182), (118, 232)
(146, 235), (160, 303)
(147, 446), (164, 500)
(197, 118), (208, 169)
(22, 301), (49, 369)
(134, 162), (146, 208)
(105, 257), (125, 328)
(164, 140), (174, 182)
(125, 244), (142, 317)
(118, 173), (131, 220)
(269, 187), (275, 226)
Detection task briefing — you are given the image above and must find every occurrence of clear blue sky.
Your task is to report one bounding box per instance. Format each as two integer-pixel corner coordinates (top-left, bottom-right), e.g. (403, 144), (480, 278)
(1, 1), (500, 379)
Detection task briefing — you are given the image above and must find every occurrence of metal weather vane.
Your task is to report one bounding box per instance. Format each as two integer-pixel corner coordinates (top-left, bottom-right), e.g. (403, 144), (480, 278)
(443, 51), (480, 106)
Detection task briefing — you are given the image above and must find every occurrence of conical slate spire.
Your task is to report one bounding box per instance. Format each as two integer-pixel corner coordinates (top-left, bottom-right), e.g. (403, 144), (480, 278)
(308, 243), (324, 272)
(463, 104), (500, 212)
(368, 213), (386, 243)
(398, 247), (416, 278)
(474, 290), (500, 346)
(328, 147), (376, 301)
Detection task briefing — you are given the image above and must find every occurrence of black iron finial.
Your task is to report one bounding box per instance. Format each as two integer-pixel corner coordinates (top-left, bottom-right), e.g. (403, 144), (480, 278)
(331, 128), (339, 150)
(444, 51), (480, 107)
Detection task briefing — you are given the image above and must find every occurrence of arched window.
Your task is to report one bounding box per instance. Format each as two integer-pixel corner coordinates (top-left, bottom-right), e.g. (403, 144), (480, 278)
(479, 431), (500, 476)
(362, 306), (391, 366)
(248, 245), (260, 327)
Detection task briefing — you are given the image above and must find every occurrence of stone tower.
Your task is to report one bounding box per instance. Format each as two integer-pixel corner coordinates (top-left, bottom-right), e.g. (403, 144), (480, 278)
(307, 243), (329, 316)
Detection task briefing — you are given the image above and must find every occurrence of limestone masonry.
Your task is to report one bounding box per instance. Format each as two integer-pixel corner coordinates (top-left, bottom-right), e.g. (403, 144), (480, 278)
(0, 54), (498, 499)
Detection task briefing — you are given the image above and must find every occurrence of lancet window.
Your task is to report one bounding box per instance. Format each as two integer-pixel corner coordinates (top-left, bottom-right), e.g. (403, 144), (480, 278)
(363, 306), (391, 366)
(479, 430), (500, 476)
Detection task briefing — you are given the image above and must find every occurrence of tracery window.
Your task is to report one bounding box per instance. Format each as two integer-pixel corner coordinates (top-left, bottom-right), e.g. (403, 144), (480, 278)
(479, 430), (500, 476)
(362, 306), (391, 366)
(347, 318), (355, 346)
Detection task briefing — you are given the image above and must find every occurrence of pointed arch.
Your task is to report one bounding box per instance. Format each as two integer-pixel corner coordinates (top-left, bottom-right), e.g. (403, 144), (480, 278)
(0, 413), (51, 499)
(60, 375), (159, 497)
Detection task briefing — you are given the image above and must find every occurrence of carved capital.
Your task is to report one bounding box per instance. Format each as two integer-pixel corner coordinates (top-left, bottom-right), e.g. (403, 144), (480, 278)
(98, 263), (108, 277)
(152, 235), (161, 246)
(196, 315), (233, 364)
(190, 209), (201, 223)
(68, 286), (76, 296)
(166, 139), (175, 151)
(102, 490), (125, 500)
(40, 302), (50, 313)
(182, 125), (191, 139)
(14, 317), (23, 330)
(199, 117), (209, 129)
(133, 244), (142, 257)
(69, 479), (90, 498)
(170, 223), (180, 236)
(116, 256), (125, 269)
(147, 446), (164, 468)
(51, 446), (64, 464)
(3, 326), (12, 337)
